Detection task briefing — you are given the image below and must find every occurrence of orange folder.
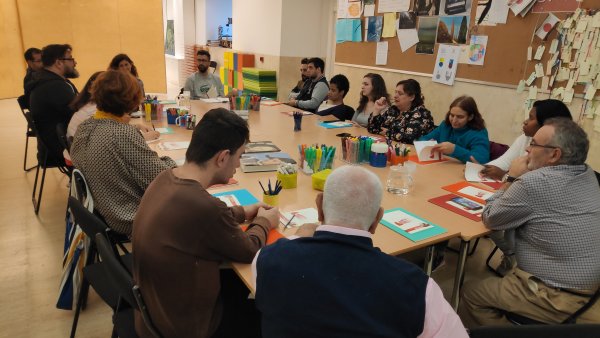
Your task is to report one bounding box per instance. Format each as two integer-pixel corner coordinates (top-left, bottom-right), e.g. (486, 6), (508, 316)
(407, 155), (449, 165)
(441, 181), (495, 205)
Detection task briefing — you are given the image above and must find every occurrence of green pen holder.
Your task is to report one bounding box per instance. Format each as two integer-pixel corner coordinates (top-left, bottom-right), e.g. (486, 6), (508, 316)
(277, 172), (297, 189)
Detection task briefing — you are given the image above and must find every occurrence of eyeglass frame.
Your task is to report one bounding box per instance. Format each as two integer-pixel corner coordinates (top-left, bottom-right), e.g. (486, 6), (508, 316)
(528, 139), (560, 150)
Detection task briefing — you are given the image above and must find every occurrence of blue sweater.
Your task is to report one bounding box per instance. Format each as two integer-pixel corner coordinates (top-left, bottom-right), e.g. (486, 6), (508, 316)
(419, 121), (490, 163)
(256, 231), (428, 338)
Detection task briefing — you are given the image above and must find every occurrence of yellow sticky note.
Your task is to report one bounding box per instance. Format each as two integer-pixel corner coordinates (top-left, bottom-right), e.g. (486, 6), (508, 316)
(382, 13), (397, 38)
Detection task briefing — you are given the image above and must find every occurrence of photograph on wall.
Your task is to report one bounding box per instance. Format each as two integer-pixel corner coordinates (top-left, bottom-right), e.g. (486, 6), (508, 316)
(164, 20), (175, 56)
(436, 16), (469, 44)
(438, 0), (472, 16)
(416, 16), (439, 54)
(367, 15), (383, 42)
(413, 0), (441, 16)
(398, 11), (417, 29)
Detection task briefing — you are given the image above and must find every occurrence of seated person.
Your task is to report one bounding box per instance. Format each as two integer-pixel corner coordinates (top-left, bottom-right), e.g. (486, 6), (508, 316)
(253, 165), (468, 338)
(23, 47), (43, 109)
(67, 71), (159, 142)
(481, 99), (572, 180)
(29, 44), (79, 167)
(481, 99), (572, 276)
(419, 95), (489, 163)
(288, 57), (309, 100)
(287, 57), (328, 113)
(184, 50), (225, 99)
(133, 108), (279, 338)
(460, 118), (600, 328)
(368, 79), (434, 143)
(353, 73), (390, 127)
(70, 70), (176, 236)
(315, 74), (354, 121)
(108, 53), (145, 97)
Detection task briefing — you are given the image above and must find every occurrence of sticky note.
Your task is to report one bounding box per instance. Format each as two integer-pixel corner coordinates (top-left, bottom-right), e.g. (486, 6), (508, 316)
(535, 63), (545, 78)
(584, 85), (596, 100)
(517, 79), (526, 93)
(534, 45), (545, 60)
(563, 88), (574, 103)
(541, 76), (549, 90)
(528, 86), (538, 100)
(527, 46), (532, 61)
(526, 72), (537, 86)
(549, 39), (559, 54)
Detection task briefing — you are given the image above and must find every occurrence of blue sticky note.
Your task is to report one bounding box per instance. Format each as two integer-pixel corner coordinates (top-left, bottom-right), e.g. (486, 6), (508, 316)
(212, 189), (258, 206)
(318, 121), (353, 129)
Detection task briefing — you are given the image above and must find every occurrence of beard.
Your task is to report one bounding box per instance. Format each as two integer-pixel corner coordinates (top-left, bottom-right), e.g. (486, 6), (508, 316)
(64, 68), (80, 79)
(198, 64), (208, 73)
(301, 74), (309, 81)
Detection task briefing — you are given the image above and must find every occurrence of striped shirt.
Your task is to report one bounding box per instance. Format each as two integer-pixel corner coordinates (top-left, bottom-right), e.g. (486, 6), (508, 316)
(483, 164), (600, 290)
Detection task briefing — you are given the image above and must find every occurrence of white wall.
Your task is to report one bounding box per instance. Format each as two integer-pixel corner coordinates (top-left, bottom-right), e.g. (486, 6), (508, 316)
(232, 0), (283, 55)
(194, 0), (207, 44)
(279, 0), (330, 58)
(205, 0), (232, 41)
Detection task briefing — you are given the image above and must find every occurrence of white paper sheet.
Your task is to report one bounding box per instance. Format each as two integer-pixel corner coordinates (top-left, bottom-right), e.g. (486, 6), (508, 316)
(279, 208), (320, 227)
(414, 140), (440, 161)
(467, 35), (488, 66)
(465, 162), (500, 183)
(158, 141), (190, 151)
(364, 4), (375, 16)
(376, 41), (389, 65)
(432, 44), (461, 86)
(397, 29), (419, 52)
(377, 0), (410, 13)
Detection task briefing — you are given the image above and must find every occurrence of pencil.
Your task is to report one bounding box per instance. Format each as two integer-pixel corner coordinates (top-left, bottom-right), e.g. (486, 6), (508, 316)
(259, 181), (267, 195)
(284, 214), (296, 230)
(151, 122), (156, 131)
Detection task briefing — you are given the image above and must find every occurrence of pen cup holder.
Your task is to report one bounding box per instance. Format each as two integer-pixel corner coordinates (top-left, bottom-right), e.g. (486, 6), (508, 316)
(277, 172), (297, 189)
(389, 153), (409, 166)
(311, 169), (332, 191)
(263, 193), (280, 206)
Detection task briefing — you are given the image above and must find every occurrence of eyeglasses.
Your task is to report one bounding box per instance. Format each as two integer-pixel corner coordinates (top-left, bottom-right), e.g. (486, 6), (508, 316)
(60, 57), (75, 62)
(196, 59), (210, 63)
(529, 140), (559, 149)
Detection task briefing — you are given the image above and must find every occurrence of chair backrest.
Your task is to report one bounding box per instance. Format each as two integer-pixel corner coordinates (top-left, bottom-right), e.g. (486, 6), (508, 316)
(489, 141), (510, 161)
(210, 60), (217, 73)
(68, 196), (109, 238)
(595, 171), (600, 187)
(95, 234), (163, 338)
(17, 95), (28, 111)
(56, 123), (71, 153)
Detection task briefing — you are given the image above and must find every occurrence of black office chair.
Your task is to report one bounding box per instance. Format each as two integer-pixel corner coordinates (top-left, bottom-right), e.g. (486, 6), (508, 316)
(210, 60), (217, 73)
(95, 233), (163, 338)
(17, 95), (37, 171)
(68, 196), (131, 338)
(469, 323), (600, 338)
(57, 123), (71, 158)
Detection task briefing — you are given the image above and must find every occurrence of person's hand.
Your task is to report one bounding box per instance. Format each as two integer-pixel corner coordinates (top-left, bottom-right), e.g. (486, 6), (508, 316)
(508, 156), (529, 178)
(372, 97), (388, 116)
(243, 202), (271, 220)
(256, 206), (280, 229)
(142, 130), (160, 141)
(294, 223), (318, 237)
(431, 142), (455, 156)
(469, 155), (480, 164)
(288, 99), (298, 107)
(137, 124), (152, 133)
(480, 165), (506, 180)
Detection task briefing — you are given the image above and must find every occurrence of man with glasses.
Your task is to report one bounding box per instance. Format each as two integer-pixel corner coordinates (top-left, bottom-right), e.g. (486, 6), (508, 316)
(22, 47), (43, 108)
(460, 118), (600, 327)
(29, 44), (79, 166)
(184, 50), (225, 99)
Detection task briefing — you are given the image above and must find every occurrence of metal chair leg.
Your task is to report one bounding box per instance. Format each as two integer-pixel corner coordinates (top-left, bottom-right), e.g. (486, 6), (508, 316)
(23, 134), (36, 171)
(485, 246), (502, 277)
(451, 240), (470, 311)
(33, 166), (47, 215)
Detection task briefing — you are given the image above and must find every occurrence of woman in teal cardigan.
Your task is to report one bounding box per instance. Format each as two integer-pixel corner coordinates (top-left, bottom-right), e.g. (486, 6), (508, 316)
(419, 95), (489, 163)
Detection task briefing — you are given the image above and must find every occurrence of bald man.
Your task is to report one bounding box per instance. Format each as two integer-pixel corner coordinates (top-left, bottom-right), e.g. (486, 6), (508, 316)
(252, 166), (468, 338)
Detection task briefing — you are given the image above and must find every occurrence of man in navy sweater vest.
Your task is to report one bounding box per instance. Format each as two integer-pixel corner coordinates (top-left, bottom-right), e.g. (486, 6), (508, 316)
(252, 166), (467, 338)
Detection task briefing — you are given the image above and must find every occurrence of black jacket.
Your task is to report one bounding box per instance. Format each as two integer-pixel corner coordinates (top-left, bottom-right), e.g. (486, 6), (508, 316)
(29, 69), (78, 166)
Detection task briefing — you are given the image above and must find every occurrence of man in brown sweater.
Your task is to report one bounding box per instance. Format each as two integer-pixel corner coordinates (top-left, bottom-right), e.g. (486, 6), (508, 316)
(133, 108), (279, 338)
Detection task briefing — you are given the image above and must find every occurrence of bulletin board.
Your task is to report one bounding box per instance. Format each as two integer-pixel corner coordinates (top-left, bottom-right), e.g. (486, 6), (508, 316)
(335, 0), (600, 91)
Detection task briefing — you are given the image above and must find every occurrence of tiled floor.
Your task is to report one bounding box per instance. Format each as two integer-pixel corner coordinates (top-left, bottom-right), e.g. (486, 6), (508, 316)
(0, 97), (499, 337)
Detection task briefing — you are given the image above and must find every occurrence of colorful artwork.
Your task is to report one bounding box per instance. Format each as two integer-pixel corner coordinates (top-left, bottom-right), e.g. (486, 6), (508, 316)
(437, 16), (469, 44)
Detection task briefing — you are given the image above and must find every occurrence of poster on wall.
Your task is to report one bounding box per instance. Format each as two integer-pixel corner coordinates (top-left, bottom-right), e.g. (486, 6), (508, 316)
(413, 0), (441, 16)
(165, 20), (175, 56)
(467, 35), (488, 65)
(438, 0), (472, 16)
(437, 16), (469, 44)
(432, 44), (461, 85)
(416, 17), (439, 54)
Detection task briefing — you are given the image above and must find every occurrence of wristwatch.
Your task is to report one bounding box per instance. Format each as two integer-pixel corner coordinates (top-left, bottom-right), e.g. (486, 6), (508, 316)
(502, 173), (517, 183)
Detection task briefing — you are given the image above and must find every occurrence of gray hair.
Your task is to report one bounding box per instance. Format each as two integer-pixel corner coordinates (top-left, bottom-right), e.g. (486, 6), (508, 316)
(322, 165), (383, 231)
(545, 118), (589, 165)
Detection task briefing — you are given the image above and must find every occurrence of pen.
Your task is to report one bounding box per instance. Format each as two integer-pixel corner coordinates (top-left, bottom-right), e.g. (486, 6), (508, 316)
(151, 122), (156, 131)
(259, 180), (266, 195)
(284, 214), (296, 230)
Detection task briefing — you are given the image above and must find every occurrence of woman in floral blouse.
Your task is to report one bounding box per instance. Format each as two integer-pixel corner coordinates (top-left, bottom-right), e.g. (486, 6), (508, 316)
(367, 79), (434, 144)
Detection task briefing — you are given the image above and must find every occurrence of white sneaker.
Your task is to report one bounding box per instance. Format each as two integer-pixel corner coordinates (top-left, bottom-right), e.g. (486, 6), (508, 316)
(496, 255), (516, 276)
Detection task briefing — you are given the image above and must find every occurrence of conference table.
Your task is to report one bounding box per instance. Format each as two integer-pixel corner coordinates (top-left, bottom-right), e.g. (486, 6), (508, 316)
(144, 100), (491, 310)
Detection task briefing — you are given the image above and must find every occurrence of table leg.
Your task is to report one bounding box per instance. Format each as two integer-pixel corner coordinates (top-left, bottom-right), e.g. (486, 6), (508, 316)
(423, 245), (435, 276)
(451, 239), (469, 311)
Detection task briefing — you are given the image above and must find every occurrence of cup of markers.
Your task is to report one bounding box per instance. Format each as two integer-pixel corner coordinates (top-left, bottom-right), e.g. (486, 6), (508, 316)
(340, 136), (373, 164)
(276, 163), (298, 189)
(298, 144), (336, 175)
(259, 179), (282, 206)
(389, 143), (410, 166)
